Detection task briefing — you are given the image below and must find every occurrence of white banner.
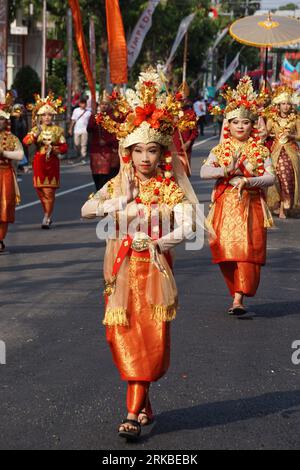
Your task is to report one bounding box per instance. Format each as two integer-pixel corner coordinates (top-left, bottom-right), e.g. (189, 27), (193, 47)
(164, 12), (196, 70)
(0, 0), (8, 83)
(216, 53), (240, 90)
(128, 0), (161, 68)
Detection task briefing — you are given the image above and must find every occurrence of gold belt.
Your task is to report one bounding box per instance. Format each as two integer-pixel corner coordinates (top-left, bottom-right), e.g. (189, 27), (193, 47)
(129, 256), (151, 263)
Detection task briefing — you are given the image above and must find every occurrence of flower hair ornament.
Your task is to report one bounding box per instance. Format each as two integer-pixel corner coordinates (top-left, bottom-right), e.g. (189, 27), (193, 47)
(210, 76), (261, 122)
(95, 67), (197, 174)
(272, 85), (295, 105)
(0, 91), (14, 120)
(27, 91), (65, 124)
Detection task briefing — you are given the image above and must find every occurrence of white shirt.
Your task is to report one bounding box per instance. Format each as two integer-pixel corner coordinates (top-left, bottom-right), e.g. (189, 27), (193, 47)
(71, 107), (92, 134)
(193, 100), (206, 118)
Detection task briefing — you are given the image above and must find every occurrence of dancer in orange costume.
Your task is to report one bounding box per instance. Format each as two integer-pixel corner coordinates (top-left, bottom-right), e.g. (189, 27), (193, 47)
(201, 76), (275, 315)
(0, 93), (23, 253)
(82, 69), (202, 441)
(23, 93), (67, 229)
(265, 86), (300, 219)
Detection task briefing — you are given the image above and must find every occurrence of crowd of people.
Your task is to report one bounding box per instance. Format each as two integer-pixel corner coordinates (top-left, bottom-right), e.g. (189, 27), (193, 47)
(0, 69), (299, 442)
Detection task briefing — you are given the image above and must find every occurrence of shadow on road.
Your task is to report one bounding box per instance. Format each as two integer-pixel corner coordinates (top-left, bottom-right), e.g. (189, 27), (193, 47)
(142, 390), (300, 442)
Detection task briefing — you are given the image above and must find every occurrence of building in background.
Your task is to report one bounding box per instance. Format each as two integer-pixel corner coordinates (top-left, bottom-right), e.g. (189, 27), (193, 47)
(7, 8), (59, 90)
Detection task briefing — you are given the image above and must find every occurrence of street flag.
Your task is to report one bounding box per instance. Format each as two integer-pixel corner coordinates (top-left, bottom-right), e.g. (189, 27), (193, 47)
(283, 58), (295, 74)
(68, 0), (96, 101)
(164, 12), (196, 70)
(216, 52), (240, 90)
(106, 0), (127, 84)
(128, 0), (161, 68)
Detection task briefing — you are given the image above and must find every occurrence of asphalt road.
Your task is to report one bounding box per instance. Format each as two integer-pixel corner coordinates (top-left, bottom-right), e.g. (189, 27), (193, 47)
(0, 129), (300, 450)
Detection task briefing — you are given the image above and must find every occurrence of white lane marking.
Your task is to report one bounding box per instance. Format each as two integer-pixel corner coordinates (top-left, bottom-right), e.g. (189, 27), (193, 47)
(193, 135), (218, 148)
(16, 182), (94, 211)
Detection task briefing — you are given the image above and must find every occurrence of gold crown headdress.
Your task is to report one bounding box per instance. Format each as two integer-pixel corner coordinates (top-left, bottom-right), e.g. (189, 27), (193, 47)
(27, 92), (65, 123)
(95, 67), (197, 149)
(272, 85), (294, 105)
(210, 76), (259, 121)
(0, 91), (14, 120)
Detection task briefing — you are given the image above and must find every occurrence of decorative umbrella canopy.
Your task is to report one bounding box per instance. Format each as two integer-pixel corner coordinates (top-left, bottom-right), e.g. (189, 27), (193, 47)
(229, 13), (300, 48)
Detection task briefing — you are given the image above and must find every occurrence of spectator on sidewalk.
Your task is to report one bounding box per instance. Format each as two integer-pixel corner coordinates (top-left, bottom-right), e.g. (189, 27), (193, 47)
(69, 97), (92, 164)
(87, 101), (119, 191)
(193, 96), (206, 136)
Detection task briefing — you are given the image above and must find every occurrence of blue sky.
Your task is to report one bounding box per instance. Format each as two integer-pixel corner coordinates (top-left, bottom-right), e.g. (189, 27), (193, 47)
(261, 0), (300, 7)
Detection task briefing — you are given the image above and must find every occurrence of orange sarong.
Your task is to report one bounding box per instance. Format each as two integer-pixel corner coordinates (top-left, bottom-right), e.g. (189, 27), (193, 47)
(0, 164), (16, 224)
(210, 189), (266, 265)
(36, 188), (56, 216)
(210, 189), (266, 297)
(106, 251), (170, 382)
(219, 261), (261, 298)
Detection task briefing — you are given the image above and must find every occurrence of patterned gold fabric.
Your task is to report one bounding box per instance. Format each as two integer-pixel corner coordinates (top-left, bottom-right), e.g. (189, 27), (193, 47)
(210, 189), (267, 265)
(267, 115), (300, 210)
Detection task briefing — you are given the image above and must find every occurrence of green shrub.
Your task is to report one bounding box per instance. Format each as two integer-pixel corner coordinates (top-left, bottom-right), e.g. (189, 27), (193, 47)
(12, 66), (41, 105)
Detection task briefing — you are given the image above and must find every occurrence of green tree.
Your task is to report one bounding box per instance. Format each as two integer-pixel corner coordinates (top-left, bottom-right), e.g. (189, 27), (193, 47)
(47, 75), (66, 98)
(9, 1), (258, 93)
(12, 66), (41, 104)
(278, 3), (298, 10)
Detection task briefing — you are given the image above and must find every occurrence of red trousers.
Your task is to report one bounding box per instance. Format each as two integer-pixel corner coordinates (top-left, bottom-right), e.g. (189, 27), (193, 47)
(36, 188), (56, 216)
(126, 381), (152, 416)
(219, 261), (261, 298)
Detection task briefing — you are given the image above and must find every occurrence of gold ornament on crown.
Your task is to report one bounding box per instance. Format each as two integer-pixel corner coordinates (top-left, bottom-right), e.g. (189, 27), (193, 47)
(95, 67), (197, 148)
(0, 91), (14, 120)
(27, 92), (65, 124)
(272, 85), (294, 105)
(210, 76), (260, 121)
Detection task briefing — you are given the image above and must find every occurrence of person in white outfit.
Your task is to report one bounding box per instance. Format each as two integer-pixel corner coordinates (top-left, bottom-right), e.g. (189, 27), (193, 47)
(69, 98), (92, 164)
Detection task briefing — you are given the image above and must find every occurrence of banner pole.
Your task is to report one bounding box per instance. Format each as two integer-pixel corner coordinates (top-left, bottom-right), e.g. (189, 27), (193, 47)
(41, 0), (47, 98)
(67, 8), (73, 122)
(182, 32), (188, 83)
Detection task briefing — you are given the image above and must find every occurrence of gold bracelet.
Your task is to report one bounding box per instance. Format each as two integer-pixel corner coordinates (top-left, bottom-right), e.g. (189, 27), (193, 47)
(224, 167), (228, 178)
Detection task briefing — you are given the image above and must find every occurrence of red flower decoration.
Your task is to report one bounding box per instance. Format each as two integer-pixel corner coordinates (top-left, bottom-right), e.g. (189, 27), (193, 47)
(154, 188), (160, 195)
(122, 155), (131, 164)
(110, 91), (119, 100)
(135, 197), (142, 204)
(175, 92), (183, 101)
(134, 104), (157, 127)
(144, 81), (156, 87)
(95, 113), (104, 124)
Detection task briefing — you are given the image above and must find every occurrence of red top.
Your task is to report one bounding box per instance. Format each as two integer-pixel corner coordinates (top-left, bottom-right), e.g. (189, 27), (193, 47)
(87, 114), (119, 175)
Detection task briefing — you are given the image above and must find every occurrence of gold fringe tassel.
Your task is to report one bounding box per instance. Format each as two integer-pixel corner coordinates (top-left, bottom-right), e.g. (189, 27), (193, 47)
(151, 304), (177, 322)
(103, 307), (129, 327)
(261, 197), (274, 228)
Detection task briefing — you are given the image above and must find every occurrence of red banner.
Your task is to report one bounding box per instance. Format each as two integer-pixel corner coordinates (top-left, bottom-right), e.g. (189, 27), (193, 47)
(105, 0), (127, 84)
(46, 40), (64, 59)
(68, 0), (96, 101)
